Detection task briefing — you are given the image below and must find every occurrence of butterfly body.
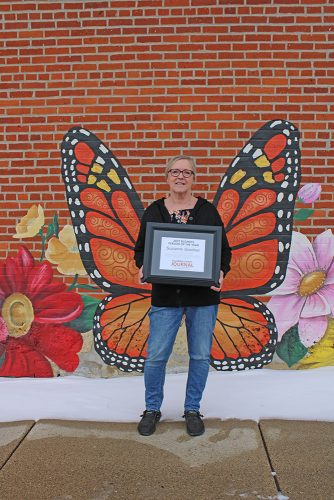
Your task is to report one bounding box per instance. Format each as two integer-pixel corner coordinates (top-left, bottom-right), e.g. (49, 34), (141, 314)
(60, 119), (301, 372)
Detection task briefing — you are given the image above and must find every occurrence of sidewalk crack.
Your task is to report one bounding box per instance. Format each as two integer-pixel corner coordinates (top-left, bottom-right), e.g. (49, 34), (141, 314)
(258, 422), (286, 498)
(0, 421), (36, 472)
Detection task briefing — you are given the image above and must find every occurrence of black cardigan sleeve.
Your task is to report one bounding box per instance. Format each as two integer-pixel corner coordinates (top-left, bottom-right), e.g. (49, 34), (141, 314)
(134, 209), (148, 269)
(212, 206), (232, 277)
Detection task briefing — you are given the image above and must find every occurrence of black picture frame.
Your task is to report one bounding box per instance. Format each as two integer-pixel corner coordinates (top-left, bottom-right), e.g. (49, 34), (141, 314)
(143, 222), (222, 287)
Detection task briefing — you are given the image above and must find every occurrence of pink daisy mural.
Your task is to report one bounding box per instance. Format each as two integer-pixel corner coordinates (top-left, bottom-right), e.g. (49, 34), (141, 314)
(268, 229), (334, 365)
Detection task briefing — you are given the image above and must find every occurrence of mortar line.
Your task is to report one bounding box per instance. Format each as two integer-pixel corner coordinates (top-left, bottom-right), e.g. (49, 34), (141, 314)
(0, 421), (36, 472)
(257, 422), (282, 494)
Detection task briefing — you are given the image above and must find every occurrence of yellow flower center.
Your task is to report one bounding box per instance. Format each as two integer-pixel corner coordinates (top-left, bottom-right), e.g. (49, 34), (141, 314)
(298, 270), (326, 297)
(1, 293), (34, 337)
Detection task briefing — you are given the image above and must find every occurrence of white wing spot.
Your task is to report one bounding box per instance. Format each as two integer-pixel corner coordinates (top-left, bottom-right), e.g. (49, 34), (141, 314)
(279, 242), (284, 252)
(231, 157), (240, 168)
(80, 129), (90, 136)
(73, 185), (79, 193)
(102, 281), (111, 288)
(111, 158), (119, 168)
(252, 148), (262, 159)
(243, 143), (253, 153)
(278, 210), (283, 218)
(277, 192), (284, 202)
(220, 177), (227, 188)
(281, 181), (288, 188)
(80, 224), (86, 233)
(124, 177), (132, 190)
(84, 243), (90, 252)
(270, 120), (282, 128)
(94, 269), (102, 278)
(96, 156), (105, 165)
(99, 144), (108, 153)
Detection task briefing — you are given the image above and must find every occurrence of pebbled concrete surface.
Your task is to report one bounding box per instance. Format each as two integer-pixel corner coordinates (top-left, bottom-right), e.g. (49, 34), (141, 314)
(0, 419), (277, 500)
(0, 421), (34, 468)
(260, 419), (334, 500)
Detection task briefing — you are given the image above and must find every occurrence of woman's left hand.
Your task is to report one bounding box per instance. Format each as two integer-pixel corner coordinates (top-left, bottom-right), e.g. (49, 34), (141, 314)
(210, 270), (224, 292)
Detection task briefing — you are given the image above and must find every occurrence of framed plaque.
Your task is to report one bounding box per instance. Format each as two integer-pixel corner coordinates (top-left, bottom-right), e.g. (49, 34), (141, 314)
(142, 222), (222, 287)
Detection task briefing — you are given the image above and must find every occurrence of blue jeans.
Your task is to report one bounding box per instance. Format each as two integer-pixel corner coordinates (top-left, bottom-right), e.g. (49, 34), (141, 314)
(144, 305), (218, 412)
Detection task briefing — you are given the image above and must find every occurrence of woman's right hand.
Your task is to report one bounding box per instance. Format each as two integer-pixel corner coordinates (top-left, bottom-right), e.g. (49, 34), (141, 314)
(139, 266), (147, 284)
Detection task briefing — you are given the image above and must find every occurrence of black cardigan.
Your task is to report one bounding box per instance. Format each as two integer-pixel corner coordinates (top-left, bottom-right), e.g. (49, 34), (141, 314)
(134, 197), (232, 307)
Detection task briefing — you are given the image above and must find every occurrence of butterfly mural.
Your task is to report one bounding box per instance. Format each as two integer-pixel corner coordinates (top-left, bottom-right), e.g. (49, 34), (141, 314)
(60, 120), (301, 373)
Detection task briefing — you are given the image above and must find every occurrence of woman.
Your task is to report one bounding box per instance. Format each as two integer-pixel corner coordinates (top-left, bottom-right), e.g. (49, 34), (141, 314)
(134, 155), (232, 436)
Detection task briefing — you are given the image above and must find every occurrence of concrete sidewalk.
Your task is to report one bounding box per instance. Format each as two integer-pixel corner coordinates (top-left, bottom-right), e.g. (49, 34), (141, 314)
(0, 419), (333, 500)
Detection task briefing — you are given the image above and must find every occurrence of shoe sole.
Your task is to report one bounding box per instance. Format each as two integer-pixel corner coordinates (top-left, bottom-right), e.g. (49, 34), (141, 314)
(138, 429), (156, 436)
(187, 429), (205, 437)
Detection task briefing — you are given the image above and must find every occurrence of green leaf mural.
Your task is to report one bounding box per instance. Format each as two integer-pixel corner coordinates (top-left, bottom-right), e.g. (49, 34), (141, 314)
(45, 222), (55, 239)
(276, 324), (308, 367)
(53, 213), (59, 237)
(294, 208), (314, 221)
(65, 295), (100, 333)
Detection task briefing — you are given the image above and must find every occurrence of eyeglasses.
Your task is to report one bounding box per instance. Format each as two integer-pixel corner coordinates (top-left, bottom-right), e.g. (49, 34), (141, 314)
(168, 169), (194, 178)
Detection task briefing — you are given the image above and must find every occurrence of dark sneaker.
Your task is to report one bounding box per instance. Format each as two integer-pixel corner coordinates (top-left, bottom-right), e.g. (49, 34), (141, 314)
(183, 410), (205, 436)
(137, 410), (161, 436)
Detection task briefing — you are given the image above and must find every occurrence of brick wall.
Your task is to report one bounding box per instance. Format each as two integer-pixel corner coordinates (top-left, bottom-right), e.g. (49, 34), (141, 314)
(1, 0), (333, 265)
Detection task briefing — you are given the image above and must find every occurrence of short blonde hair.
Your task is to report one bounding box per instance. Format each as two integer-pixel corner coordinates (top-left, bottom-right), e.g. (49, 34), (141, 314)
(165, 155), (196, 177)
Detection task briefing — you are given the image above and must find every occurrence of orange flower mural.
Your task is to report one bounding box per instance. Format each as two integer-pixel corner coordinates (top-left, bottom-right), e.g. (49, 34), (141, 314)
(46, 225), (86, 276)
(13, 205), (45, 239)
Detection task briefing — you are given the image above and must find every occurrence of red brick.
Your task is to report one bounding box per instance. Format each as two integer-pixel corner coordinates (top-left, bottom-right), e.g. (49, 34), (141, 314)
(0, 1), (332, 242)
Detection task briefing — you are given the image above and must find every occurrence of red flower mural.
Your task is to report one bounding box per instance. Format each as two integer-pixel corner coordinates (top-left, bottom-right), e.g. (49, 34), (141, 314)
(0, 246), (84, 377)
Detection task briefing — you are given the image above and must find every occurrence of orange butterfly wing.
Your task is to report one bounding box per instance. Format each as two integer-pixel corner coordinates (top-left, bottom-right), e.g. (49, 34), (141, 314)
(210, 120), (301, 370)
(61, 128), (151, 372)
(211, 297), (277, 370)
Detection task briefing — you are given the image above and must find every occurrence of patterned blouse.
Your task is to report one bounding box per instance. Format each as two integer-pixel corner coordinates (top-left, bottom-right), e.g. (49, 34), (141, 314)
(170, 209), (192, 224)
